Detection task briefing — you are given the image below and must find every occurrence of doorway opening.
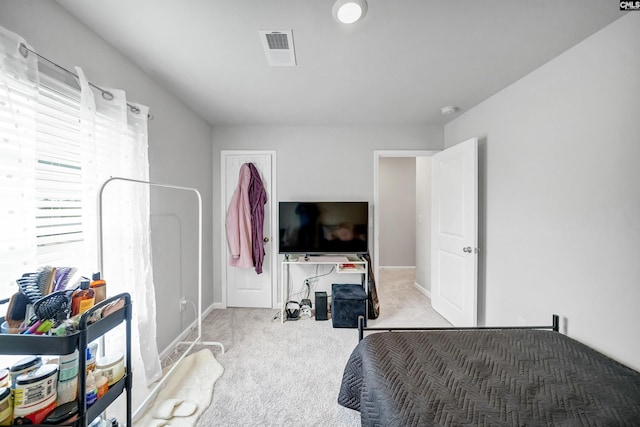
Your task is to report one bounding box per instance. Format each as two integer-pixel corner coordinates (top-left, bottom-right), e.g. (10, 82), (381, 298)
(373, 150), (438, 300)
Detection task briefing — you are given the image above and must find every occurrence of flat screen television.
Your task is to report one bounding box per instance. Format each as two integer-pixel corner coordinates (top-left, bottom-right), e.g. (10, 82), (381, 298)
(278, 201), (369, 255)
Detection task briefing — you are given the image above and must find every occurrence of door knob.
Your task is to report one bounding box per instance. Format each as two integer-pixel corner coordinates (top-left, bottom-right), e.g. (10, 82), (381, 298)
(263, 237), (270, 243)
(463, 246), (472, 253)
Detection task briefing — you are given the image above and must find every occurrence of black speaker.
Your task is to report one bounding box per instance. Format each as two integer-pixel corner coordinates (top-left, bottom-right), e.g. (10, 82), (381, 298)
(315, 291), (328, 321)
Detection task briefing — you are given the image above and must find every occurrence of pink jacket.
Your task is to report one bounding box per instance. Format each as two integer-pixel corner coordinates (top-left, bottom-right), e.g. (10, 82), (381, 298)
(226, 164), (254, 268)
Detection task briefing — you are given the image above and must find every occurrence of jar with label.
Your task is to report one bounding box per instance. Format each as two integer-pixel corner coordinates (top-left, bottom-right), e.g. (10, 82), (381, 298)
(0, 387), (12, 426)
(13, 364), (58, 425)
(9, 356), (42, 388)
(0, 370), (8, 388)
(57, 350), (79, 406)
(96, 352), (125, 387)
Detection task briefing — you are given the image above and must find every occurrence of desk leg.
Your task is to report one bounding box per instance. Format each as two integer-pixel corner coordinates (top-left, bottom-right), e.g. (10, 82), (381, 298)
(281, 262), (288, 323)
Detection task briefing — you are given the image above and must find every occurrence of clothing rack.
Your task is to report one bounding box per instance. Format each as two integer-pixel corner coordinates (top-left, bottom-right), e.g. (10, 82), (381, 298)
(97, 177), (223, 419)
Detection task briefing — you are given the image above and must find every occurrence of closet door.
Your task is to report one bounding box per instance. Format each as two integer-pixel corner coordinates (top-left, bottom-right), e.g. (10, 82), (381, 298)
(222, 151), (275, 308)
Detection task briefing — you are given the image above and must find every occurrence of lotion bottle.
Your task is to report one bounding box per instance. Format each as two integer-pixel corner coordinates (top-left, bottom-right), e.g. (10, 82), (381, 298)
(85, 371), (97, 407)
(90, 272), (107, 304)
(71, 279), (95, 316)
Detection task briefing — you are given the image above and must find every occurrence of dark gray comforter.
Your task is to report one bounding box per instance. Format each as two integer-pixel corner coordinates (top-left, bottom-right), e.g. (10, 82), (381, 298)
(338, 329), (640, 426)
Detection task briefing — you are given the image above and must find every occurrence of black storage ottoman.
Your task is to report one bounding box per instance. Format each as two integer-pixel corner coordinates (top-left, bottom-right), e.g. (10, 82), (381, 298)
(331, 283), (367, 328)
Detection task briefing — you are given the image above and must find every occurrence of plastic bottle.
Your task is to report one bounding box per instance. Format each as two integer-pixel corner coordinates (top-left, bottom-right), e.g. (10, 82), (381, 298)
(90, 272), (107, 304)
(95, 372), (108, 399)
(71, 279), (95, 316)
(85, 346), (96, 374)
(85, 371), (97, 407)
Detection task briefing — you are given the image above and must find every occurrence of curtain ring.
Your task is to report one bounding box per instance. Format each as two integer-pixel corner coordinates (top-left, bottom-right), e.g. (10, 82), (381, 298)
(102, 91), (114, 101)
(18, 43), (29, 58)
(129, 105), (140, 114)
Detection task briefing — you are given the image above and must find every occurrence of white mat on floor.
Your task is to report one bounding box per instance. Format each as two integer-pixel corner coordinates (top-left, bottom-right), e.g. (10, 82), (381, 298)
(134, 349), (224, 427)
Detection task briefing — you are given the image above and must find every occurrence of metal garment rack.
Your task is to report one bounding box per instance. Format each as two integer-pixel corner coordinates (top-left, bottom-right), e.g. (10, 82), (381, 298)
(97, 177), (224, 419)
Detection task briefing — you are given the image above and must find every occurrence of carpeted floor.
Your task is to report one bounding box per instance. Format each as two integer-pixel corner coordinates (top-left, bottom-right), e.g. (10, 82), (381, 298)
(179, 268), (450, 426)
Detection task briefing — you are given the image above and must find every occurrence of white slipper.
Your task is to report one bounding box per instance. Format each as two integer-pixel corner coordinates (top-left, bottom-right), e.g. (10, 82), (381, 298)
(152, 398), (183, 420)
(152, 398), (198, 420)
(173, 401), (197, 417)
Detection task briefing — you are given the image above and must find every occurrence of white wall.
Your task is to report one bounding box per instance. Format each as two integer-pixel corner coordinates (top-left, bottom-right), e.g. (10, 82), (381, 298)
(379, 158), (416, 266)
(0, 1), (214, 352)
(415, 157), (432, 294)
(444, 14), (640, 371)
(212, 125), (443, 304)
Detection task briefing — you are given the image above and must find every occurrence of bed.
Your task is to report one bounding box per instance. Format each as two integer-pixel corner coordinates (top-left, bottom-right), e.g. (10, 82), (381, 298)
(338, 316), (640, 426)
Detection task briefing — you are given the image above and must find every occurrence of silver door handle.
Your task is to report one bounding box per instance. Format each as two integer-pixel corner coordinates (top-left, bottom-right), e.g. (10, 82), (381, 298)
(463, 246), (473, 253)
(263, 237), (270, 243)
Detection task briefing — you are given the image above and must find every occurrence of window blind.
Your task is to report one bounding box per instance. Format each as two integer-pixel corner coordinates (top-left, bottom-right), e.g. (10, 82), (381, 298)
(35, 70), (84, 266)
(1, 59), (86, 294)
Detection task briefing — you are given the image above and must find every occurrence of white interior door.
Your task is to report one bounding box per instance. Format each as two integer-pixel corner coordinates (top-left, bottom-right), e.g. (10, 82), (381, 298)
(222, 152), (275, 308)
(431, 138), (478, 327)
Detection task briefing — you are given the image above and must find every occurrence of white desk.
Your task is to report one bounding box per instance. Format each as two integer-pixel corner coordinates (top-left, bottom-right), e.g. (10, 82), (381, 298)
(280, 254), (368, 323)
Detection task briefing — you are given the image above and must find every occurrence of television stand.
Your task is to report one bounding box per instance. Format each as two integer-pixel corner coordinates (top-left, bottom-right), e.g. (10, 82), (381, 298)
(280, 254), (368, 323)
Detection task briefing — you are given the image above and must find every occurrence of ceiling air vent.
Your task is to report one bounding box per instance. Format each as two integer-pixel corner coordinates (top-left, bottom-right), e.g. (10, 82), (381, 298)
(259, 30), (296, 66)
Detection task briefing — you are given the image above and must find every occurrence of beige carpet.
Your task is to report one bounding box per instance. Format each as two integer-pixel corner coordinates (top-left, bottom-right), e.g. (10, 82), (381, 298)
(134, 349), (224, 426)
(172, 268), (449, 426)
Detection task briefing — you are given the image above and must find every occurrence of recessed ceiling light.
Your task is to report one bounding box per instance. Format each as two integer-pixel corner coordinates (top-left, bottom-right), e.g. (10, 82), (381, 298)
(332, 0), (368, 24)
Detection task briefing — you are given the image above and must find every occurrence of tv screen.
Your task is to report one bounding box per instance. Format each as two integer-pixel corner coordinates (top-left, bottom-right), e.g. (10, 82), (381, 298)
(278, 201), (369, 255)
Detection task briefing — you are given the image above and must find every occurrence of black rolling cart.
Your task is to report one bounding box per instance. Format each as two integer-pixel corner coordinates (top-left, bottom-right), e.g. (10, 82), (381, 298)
(0, 293), (132, 426)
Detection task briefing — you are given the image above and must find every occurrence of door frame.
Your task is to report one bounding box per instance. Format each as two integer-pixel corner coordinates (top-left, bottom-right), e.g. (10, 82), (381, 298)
(220, 150), (278, 309)
(373, 150), (439, 283)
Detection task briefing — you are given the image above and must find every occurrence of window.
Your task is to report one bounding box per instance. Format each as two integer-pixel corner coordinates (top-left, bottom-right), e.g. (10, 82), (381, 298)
(0, 40), (150, 303)
(0, 62), (87, 300)
(1, 26), (160, 397)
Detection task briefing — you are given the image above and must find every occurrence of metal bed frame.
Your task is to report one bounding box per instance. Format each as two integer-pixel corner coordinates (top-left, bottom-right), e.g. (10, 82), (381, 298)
(357, 314), (560, 342)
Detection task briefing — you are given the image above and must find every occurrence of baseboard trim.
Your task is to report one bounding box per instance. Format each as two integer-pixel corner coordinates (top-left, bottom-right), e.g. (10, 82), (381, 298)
(414, 282), (431, 299)
(203, 303), (216, 318)
(159, 323), (194, 360)
(159, 303), (221, 359)
(213, 302), (226, 309)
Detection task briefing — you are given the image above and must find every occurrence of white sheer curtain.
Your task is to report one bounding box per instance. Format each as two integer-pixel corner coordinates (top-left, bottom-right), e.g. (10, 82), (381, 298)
(0, 27), (38, 297)
(76, 69), (162, 410)
(0, 23), (161, 413)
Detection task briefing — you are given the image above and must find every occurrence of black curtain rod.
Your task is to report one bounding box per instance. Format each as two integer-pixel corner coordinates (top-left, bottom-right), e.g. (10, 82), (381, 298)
(19, 43), (153, 120)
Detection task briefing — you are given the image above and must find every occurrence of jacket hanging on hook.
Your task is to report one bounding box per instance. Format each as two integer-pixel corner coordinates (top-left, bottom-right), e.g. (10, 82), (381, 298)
(226, 163), (253, 269)
(248, 163), (267, 274)
(226, 162), (267, 274)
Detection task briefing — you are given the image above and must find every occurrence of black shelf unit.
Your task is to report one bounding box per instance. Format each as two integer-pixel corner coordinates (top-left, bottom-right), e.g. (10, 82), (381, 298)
(0, 293), (132, 426)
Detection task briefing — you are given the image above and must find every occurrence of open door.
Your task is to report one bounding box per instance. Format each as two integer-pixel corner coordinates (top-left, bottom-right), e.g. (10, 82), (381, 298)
(431, 138), (478, 327)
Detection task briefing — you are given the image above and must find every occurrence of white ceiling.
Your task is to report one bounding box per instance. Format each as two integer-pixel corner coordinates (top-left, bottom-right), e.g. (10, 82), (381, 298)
(57, 0), (623, 127)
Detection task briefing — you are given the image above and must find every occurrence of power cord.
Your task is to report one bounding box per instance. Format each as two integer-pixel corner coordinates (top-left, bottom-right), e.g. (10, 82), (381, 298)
(286, 265), (336, 303)
(284, 264), (338, 321)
